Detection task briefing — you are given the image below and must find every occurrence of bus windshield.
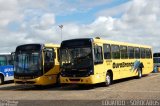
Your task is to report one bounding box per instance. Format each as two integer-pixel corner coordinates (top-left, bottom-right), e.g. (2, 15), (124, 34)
(15, 52), (41, 74)
(61, 47), (93, 69)
(154, 58), (160, 63)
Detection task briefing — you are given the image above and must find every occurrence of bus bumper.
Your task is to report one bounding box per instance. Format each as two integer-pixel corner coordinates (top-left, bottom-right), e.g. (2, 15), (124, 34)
(14, 78), (39, 85)
(60, 75), (101, 84)
(14, 75), (57, 86)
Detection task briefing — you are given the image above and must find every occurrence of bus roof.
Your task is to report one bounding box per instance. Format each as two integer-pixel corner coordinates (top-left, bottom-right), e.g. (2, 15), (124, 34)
(44, 44), (60, 48)
(61, 37), (152, 48)
(154, 52), (160, 54)
(16, 43), (60, 48)
(0, 53), (11, 55)
(93, 37), (152, 48)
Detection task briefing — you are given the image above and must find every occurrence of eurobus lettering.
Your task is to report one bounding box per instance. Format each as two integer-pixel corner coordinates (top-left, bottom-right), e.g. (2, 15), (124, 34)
(113, 62), (134, 68)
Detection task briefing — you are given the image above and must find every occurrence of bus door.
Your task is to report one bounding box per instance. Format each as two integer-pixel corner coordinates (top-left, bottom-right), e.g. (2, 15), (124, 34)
(93, 44), (105, 82)
(103, 44), (112, 76)
(43, 48), (56, 74)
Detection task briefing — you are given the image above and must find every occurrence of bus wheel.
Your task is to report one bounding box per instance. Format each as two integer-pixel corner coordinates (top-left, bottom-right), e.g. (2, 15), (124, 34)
(0, 75), (4, 85)
(137, 68), (142, 79)
(34, 85), (43, 88)
(103, 72), (111, 86)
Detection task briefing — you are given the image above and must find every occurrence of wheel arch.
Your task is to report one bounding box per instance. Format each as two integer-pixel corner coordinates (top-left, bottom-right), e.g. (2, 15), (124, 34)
(0, 72), (5, 83)
(106, 69), (113, 82)
(0, 72), (5, 78)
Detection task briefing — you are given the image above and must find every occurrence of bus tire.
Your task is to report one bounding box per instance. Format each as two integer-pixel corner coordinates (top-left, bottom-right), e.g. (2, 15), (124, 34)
(34, 85), (42, 88)
(78, 84), (86, 88)
(137, 68), (142, 79)
(103, 72), (112, 86)
(0, 75), (4, 85)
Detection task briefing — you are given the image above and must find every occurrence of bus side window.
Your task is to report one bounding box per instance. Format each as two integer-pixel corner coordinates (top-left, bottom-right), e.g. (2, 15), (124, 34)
(94, 46), (103, 64)
(103, 44), (111, 59)
(120, 46), (128, 59)
(140, 48), (146, 58)
(146, 48), (152, 58)
(44, 48), (55, 73)
(0, 56), (7, 66)
(44, 48), (55, 62)
(135, 47), (140, 59)
(128, 46), (134, 59)
(111, 45), (120, 59)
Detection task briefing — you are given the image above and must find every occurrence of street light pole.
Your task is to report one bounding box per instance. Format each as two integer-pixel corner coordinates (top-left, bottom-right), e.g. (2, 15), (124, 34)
(59, 25), (63, 42)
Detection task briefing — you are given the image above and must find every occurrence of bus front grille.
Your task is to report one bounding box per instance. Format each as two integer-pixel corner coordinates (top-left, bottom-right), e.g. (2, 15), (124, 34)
(69, 79), (80, 82)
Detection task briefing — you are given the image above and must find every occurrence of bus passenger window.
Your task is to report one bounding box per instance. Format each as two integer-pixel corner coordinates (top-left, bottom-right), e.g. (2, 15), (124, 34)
(135, 47), (140, 59)
(128, 47), (134, 59)
(0, 56), (7, 66)
(94, 46), (103, 64)
(103, 44), (111, 59)
(120, 46), (128, 59)
(111, 45), (120, 59)
(140, 48), (146, 58)
(146, 48), (152, 58)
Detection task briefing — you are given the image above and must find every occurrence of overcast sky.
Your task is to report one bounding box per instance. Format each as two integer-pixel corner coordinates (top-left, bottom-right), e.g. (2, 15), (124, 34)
(0, 0), (160, 53)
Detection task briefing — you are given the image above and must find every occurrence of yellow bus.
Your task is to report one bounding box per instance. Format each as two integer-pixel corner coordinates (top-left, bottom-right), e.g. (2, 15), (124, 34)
(14, 43), (60, 86)
(60, 37), (153, 86)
